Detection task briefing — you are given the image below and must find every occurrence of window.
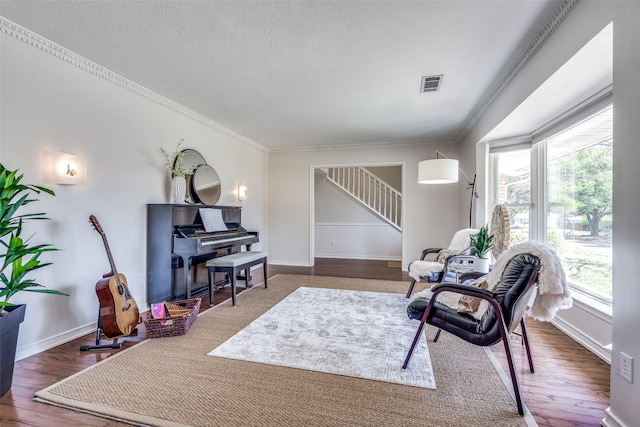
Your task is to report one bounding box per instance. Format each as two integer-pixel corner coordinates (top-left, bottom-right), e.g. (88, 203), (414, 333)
(545, 106), (612, 301)
(491, 148), (531, 245)
(491, 105), (613, 303)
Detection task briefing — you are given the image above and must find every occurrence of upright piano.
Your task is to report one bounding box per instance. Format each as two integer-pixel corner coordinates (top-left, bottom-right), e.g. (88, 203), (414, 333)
(146, 204), (259, 303)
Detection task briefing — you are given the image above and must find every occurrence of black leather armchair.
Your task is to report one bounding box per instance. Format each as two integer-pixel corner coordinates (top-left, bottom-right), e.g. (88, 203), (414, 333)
(403, 253), (541, 416)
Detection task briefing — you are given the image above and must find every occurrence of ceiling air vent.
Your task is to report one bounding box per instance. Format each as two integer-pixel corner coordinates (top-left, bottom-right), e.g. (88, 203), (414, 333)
(420, 75), (443, 93)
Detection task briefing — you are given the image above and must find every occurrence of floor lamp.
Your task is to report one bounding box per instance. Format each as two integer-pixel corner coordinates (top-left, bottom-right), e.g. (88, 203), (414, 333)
(418, 150), (478, 228)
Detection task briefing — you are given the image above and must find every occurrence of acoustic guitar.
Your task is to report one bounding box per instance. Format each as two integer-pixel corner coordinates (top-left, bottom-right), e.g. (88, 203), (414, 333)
(89, 215), (140, 338)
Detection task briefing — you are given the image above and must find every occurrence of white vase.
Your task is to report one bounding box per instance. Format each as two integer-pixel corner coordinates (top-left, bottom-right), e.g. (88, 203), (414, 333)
(170, 176), (187, 204)
(474, 257), (491, 273)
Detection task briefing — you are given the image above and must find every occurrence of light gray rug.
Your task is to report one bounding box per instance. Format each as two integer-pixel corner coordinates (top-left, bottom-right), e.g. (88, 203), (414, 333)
(208, 286), (435, 388)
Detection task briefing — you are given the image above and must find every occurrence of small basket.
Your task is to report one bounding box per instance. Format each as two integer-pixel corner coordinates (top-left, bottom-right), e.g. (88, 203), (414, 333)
(144, 298), (201, 338)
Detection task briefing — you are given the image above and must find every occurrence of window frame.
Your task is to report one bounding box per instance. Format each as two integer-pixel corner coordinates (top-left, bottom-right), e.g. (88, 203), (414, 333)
(488, 92), (613, 309)
(489, 147), (533, 241)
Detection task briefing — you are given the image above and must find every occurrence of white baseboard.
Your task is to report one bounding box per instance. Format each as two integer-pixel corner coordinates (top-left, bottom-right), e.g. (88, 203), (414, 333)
(17, 303), (150, 361)
(601, 407), (627, 427)
(551, 316), (611, 364)
(267, 256), (402, 267)
(16, 322), (97, 361)
(268, 259), (313, 267)
(315, 254), (402, 261)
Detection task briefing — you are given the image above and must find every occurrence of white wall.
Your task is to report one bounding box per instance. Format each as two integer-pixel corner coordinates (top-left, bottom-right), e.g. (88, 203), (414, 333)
(608, 1), (640, 425)
(314, 170), (387, 224)
(269, 144), (460, 269)
(458, 1), (639, 425)
(314, 170), (401, 260)
(365, 166), (402, 191)
(315, 223), (401, 260)
(0, 31), (268, 359)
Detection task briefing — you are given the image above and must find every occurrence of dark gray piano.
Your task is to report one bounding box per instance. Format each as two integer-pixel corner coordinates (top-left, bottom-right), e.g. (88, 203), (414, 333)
(146, 204), (259, 304)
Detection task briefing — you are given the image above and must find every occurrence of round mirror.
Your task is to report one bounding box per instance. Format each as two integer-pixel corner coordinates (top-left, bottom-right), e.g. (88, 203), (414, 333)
(191, 164), (221, 205)
(179, 149), (206, 171)
(176, 149), (207, 204)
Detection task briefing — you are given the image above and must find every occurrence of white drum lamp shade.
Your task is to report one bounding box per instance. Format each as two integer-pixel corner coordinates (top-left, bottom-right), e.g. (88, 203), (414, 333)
(418, 158), (459, 184)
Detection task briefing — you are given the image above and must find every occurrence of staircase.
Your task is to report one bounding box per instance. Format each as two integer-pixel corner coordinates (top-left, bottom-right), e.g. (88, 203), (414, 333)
(325, 167), (402, 230)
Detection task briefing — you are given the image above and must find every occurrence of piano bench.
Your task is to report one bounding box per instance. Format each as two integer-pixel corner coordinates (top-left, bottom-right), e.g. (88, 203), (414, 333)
(206, 251), (268, 306)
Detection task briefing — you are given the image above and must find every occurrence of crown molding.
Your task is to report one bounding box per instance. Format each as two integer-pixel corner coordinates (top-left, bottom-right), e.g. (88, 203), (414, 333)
(0, 16), (269, 153)
(269, 137), (456, 153)
(456, 0), (581, 144)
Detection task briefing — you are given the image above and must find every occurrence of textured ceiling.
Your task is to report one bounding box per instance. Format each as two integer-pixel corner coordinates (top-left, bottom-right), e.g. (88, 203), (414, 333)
(0, 1), (563, 150)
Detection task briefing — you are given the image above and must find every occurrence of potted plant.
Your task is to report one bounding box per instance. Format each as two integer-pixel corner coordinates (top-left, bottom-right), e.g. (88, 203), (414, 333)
(0, 163), (69, 397)
(470, 225), (494, 273)
(161, 139), (196, 204)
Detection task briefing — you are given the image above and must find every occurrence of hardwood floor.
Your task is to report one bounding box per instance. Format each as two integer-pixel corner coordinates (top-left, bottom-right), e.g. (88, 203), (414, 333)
(0, 258), (610, 426)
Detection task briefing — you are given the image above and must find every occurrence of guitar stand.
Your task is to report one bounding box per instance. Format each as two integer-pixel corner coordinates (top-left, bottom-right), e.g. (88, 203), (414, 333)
(79, 309), (137, 351)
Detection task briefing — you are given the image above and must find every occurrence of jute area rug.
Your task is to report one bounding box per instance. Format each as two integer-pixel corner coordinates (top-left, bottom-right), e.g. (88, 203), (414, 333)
(35, 275), (532, 427)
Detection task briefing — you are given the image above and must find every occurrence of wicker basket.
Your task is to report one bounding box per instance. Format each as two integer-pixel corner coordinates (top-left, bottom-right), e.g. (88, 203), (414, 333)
(144, 298), (201, 338)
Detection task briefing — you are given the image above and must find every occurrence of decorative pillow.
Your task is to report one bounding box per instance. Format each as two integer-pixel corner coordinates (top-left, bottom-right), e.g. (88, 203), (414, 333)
(410, 287), (462, 311)
(457, 278), (489, 314)
(435, 248), (461, 264)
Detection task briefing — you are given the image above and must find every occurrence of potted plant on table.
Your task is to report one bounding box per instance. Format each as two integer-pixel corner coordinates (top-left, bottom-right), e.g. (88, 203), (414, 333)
(470, 225), (494, 273)
(0, 163), (69, 397)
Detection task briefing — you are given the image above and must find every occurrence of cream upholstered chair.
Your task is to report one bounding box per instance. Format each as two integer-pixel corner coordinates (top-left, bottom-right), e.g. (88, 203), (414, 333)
(406, 228), (478, 298)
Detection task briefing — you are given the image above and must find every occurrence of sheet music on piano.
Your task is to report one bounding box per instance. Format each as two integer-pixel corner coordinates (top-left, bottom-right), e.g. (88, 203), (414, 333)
(199, 208), (228, 232)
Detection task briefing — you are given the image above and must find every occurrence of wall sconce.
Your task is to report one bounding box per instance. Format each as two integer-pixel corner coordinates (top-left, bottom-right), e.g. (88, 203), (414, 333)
(238, 185), (248, 201)
(54, 152), (80, 185)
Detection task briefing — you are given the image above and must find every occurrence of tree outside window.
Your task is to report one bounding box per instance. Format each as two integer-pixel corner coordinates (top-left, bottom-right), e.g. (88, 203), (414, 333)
(546, 106), (612, 299)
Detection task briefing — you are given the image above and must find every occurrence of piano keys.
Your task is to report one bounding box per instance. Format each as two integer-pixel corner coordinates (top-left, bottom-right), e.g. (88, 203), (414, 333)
(146, 204), (259, 303)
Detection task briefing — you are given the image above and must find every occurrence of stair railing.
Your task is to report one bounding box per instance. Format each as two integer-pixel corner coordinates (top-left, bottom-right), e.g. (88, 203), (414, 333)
(326, 167), (402, 230)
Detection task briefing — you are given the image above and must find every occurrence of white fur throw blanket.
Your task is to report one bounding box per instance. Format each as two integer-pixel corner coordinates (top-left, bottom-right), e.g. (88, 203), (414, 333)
(408, 228), (478, 282)
(486, 241), (572, 321)
(408, 260), (445, 282)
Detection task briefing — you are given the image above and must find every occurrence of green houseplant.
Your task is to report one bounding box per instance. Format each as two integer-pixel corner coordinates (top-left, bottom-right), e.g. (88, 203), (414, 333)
(470, 225), (494, 273)
(0, 163), (68, 397)
(470, 225), (494, 258)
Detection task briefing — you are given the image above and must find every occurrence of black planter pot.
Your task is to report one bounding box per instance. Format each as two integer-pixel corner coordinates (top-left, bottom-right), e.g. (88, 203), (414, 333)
(0, 304), (26, 397)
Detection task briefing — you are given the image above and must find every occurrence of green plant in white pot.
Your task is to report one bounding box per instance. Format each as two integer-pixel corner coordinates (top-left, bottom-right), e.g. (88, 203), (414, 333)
(0, 163), (69, 397)
(470, 225), (494, 273)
